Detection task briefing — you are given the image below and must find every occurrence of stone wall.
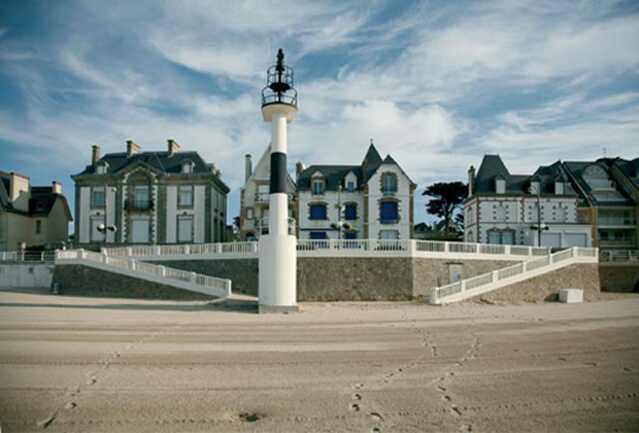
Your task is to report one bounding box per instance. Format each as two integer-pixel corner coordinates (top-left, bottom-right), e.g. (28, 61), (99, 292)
(155, 259), (258, 296)
(412, 258), (518, 299)
(599, 264), (639, 292)
(297, 257), (413, 301)
(468, 263), (600, 303)
(52, 264), (213, 300)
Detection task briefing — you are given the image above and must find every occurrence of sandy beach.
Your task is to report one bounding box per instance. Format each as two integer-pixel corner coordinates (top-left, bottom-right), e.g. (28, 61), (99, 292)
(0, 288), (638, 433)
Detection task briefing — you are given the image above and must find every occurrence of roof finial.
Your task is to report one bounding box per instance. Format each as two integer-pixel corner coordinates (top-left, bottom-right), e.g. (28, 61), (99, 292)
(276, 48), (285, 72)
(370, 138), (374, 146)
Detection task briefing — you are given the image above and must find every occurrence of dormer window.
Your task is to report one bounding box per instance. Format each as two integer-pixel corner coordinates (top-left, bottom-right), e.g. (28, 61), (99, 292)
(311, 173), (325, 195)
(495, 178), (506, 194)
(529, 181), (540, 195)
(182, 160), (195, 174)
(555, 181), (564, 195)
(344, 171), (357, 192)
(96, 162), (109, 175)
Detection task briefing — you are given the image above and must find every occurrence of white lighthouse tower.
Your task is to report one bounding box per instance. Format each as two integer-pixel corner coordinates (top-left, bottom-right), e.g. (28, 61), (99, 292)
(258, 49), (298, 313)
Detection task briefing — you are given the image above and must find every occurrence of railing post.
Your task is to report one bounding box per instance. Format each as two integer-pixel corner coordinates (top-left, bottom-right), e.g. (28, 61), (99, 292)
(410, 240), (417, 257)
(505, 245), (511, 256)
(190, 272), (197, 284)
(155, 246), (161, 256)
(444, 242), (449, 253)
(159, 265), (166, 277)
(522, 261), (527, 272)
(129, 260), (136, 271)
(476, 243), (480, 254)
(185, 245), (191, 255)
(127, 247), (133, 256)
(216, 244), (223, 254)
(528, 246), (533, 256)
(492, 270), (499, 282)
(461, 280), (467, 292)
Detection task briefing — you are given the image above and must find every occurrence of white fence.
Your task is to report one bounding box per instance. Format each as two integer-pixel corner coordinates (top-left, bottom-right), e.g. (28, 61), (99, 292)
(101, 239), (549, 261)
(430, 247), (598, 304)
(56, 249), (231, 297)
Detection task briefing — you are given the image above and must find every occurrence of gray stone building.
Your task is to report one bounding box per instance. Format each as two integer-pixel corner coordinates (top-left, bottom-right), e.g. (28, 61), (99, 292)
(72, 140), (229, 247)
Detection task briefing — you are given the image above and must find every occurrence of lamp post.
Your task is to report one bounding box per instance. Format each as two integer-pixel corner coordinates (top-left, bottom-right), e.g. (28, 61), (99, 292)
(529, 184), (548, 247)
(97, 186), (117, 251)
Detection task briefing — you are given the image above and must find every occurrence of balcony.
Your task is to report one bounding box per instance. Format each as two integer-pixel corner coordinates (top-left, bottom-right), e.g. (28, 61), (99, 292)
(125, 199), (153, 211)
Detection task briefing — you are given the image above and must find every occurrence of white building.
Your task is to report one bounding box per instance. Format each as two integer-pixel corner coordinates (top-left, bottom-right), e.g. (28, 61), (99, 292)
(464, 155), (592, 248)
(239, 145), (297, 240)
(295, 143), (416, 240)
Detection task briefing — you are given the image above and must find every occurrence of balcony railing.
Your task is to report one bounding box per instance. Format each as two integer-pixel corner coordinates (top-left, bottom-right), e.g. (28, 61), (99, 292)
(125, 199), (153, 211)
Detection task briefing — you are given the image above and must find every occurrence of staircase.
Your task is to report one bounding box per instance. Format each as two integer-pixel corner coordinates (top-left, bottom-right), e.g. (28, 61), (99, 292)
(55, 249), (231, 298)
(429, 247), (598, 305)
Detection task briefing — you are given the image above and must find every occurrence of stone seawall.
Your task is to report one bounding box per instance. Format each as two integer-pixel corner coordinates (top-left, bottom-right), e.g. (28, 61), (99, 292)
(412, 258), (519, 299)
(52, 264), (214, 300)
(599, 264), (639, 292)
(468, 263), (600, 303)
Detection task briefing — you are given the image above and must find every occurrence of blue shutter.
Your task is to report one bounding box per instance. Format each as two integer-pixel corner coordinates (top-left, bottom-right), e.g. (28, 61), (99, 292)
(380, 202), (398, 222)
(344, 204), (357, 220)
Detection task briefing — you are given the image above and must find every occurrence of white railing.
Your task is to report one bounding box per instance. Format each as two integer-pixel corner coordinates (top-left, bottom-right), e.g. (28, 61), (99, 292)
(100, 239), (550, 260)
(430, 247), (598, 304)
(56, 249), (231, 295)
(0, 250), (56, 263)
(600, 250), (639, 263)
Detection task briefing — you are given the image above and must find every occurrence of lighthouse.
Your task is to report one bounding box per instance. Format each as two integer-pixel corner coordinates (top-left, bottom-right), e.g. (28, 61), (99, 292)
(258, 49), (298, 313)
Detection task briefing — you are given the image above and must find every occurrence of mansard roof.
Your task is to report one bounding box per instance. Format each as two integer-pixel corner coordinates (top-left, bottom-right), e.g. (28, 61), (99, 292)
(474, 155), (577, 196)
(297, 143), (412, 191)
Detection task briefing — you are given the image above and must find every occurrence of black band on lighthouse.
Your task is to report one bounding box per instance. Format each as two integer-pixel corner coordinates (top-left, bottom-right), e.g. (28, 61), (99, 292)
(270, 152), (287, 194)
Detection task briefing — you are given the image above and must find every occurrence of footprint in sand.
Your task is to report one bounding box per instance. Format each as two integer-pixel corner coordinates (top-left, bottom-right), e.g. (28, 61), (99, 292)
(353, 393), (362, 401)
(350, 403), (360, 412)
(370, 412), (383, 422)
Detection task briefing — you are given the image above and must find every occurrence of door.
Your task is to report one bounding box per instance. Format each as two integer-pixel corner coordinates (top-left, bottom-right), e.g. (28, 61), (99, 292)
(131, 219), (150, 243)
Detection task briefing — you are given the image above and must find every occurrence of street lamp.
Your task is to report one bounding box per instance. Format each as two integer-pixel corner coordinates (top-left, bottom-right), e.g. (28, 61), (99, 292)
(97, 186), (117, 249)
(529, 183), (549, 247)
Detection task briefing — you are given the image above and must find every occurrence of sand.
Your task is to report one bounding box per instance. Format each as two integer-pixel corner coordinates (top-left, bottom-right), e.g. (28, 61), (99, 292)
(0, 287), (638, 433)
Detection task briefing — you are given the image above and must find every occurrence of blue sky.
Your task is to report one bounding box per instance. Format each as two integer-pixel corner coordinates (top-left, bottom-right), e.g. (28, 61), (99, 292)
(1, 0), (638, 228)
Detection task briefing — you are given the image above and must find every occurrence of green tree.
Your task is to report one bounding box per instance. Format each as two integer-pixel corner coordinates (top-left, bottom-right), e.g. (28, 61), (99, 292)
(422, 181), (467, 232)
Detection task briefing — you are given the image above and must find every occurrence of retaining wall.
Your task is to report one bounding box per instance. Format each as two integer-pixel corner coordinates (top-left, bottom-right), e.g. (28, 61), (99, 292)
(467, 263), (601, 303)
(0, 264), (54, 288)
(599, 264), (639, 292)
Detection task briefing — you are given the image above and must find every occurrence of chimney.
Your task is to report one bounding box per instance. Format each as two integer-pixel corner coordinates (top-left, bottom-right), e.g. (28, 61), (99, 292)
(52, 181), (62, 194)
(126, 140), (140, 157)
(296, 161), (305, 181)
(167, 139), (181, 156)
(467, 165), (475, 197)
(245, 154), (252, 183)
(91, 145), (100, 166)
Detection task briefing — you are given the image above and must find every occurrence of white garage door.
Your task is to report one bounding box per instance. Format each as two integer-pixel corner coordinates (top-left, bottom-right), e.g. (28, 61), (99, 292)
(131, 219), (150, 243)
(564, 233), (588, 247)
(541, 232), (561, 248)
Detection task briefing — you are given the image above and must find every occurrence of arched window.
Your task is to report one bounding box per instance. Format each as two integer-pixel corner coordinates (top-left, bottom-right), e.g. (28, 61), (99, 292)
(381, 173), (397, 194)
(311, 173), (325, 195)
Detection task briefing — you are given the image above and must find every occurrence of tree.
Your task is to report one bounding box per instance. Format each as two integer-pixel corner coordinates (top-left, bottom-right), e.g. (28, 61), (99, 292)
(422, 181), (467, 232)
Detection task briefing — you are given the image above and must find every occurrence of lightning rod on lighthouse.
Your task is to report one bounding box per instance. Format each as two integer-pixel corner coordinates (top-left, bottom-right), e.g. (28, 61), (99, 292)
(258, 49), (298, 313)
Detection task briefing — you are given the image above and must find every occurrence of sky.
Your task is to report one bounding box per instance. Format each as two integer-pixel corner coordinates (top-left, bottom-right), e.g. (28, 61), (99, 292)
(1, 0), (638, 229)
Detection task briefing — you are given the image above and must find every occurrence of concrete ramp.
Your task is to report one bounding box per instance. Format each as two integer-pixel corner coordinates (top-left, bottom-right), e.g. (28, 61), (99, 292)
(55, 249), (231, 299)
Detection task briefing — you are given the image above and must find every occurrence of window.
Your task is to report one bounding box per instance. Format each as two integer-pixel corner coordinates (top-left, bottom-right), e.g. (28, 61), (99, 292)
(91, 187), (105, 208)
(344, 203), (357, 220)
(309, 203), (327, 220)
(35, 220), (42, 234)
(487, 230), (500, 244)
(344, 231), (357, 239)
(381, 173), (397, 194)
(309, 231), (327, 240)
(246, 208), (254, 219)
(312, 179), (325, 195)
(96, 164), (107, 175)
(178, 215), (193, 243)
(496, 179), (506, 194)
(178, 185), (193, 208)
(379, 230), (399, 239)
(380, 201), (398, 223)
(182, 160), (195, 174)
(555, 182), (564, 195)
(346, 181), (356, 192)
(131, 185), (150, 209)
